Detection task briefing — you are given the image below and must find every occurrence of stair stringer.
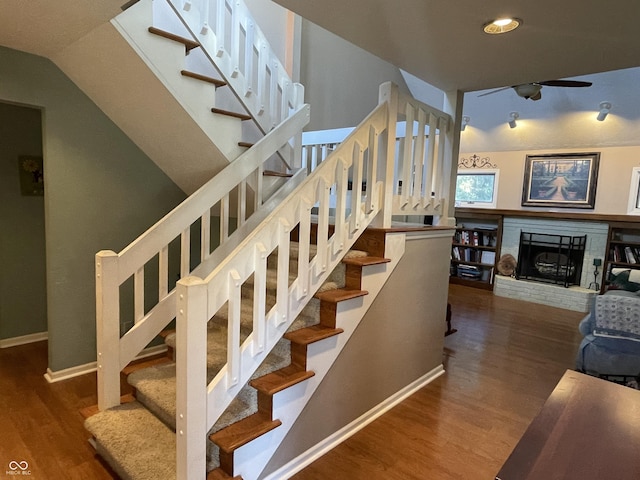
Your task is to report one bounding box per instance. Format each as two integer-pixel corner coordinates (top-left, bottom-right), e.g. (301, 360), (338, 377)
(231, 232), (406, 480)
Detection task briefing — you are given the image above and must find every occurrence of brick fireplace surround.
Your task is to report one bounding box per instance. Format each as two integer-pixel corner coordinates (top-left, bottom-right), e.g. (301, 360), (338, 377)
(454, 208), (626, 313)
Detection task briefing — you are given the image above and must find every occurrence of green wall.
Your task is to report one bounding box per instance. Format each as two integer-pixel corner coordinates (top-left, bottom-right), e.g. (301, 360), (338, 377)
(0, 46), (186, 371)
(0, 103), (47, 340)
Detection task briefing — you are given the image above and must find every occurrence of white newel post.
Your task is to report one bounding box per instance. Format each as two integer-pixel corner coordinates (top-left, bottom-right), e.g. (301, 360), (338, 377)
(440, 89), (464, 226)
(176, 276), (209, 480)
(375, 81), (398, 228)
(96, 250), (121, 411)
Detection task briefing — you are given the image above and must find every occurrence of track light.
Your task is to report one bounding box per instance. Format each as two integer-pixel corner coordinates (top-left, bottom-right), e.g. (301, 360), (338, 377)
(508, 111), (519, 129)
(597, 101), (611, 121)
(461, 116), (470, 131)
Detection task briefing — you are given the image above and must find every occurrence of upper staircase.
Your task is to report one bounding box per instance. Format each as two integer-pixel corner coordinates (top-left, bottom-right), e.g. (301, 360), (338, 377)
(84, 0), (457, 478)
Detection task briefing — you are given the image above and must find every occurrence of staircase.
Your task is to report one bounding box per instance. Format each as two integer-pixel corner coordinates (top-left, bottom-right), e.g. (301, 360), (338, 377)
(86, 240), (394, 479)
(84, 0), (457, 478)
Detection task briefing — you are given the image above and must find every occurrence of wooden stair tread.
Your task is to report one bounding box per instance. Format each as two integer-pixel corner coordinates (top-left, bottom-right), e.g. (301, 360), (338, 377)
(121, 355), (173, 377)
(342, 256), (391, 267)
(263, 170), (293, 178)
(314, 288), (368, 303)
(80, 394), (136, 419)
(207, 468), (242, 480)
(249, 365), (315, 395)
(211, 107), (251, 121)
(284, 325), (344, 345)
(238, 141), (254, 148)
(209, 413), (281, 453)
(147, 27), (200, 52)
(158, 329), (175, 339)
(181, 70), (227, 87)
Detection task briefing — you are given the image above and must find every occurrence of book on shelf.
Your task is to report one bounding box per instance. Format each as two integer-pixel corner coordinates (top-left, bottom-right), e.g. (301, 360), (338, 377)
(456, 264), (482, 280)
(624, 246), (637, 264)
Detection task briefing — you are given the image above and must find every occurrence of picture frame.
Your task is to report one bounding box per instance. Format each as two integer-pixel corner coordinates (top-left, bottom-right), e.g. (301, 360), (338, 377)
(521, 152), (600, 209)
(18, 155), (44, 196)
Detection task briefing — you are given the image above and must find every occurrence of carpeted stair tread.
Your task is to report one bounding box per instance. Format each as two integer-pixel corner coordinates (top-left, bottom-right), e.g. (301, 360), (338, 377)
(314, 288), (368, 303)
(84, 401), (176, 480)
(122, 355), (173, 377)
(81, 393), (136, 420)
(209, 412), (281, 453)
(284, 325), (344, 345)
(249, 365), (315, 395)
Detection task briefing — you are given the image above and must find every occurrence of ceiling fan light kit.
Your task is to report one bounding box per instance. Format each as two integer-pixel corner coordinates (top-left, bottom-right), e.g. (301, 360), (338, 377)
(508, 111), (519, 128)
(597, 101), (611, 121)
(483, 17), (522, 35)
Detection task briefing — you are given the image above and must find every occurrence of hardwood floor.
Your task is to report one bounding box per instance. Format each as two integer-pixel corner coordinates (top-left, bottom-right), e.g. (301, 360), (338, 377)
(0, 341), (118, 479)
(0, 284), (585, 479)
(292, 284), (585, 479)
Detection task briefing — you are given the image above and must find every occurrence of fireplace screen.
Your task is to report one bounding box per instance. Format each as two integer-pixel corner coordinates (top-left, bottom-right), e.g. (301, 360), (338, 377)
(516, 232), (586, 287)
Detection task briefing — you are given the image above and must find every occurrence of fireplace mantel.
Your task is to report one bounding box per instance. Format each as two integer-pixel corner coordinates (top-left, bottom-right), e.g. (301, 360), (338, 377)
(455, 208), (639, 224)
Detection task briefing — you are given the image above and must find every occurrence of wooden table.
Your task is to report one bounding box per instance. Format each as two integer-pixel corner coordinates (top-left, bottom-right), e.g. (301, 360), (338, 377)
(496, 370), (640, 480)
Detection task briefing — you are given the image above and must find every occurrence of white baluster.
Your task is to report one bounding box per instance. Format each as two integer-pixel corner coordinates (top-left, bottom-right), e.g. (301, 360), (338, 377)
(227, 269), (242, 388)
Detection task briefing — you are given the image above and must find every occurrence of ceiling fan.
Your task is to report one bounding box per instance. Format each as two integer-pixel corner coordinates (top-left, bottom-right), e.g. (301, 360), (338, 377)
(478, 80), (593, 101)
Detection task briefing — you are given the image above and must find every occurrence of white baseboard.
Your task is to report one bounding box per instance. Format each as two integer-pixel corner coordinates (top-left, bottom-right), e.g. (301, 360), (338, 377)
(263, 364), (445, 480)
(0, 331), (48, 349)
(43, 344), (169, 383)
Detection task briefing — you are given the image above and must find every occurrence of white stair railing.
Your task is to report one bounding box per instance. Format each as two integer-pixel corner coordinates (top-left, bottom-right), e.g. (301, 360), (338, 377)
(301, 96), (452, 219)
(95, 104), (309, 411)
(175, 82), (454, 479)
(167, 0), (302, 142)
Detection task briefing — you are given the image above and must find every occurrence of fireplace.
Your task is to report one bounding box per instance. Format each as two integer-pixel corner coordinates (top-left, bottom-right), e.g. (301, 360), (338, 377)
(516, 232), (587, 287)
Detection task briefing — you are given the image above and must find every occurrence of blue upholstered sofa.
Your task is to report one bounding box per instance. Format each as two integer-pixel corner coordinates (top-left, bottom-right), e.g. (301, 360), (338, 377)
(575, 289), (640, 377)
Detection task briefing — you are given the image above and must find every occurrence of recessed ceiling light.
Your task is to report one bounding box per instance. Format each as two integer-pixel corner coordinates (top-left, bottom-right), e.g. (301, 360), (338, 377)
(483, 18), (522, 34)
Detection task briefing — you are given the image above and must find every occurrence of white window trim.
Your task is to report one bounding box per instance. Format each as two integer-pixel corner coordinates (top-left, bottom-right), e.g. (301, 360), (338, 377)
(455, 168), (500, 208)
(627, 167), (640, 214)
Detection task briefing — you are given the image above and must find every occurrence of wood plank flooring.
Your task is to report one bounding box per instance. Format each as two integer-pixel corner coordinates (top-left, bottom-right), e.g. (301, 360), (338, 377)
(0, 284), (585, 479)
(291, 284), (585, 479)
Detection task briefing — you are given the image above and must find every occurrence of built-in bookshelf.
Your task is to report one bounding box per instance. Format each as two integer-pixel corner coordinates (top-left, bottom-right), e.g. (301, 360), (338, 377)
(602, 222), (640, 293)
(450, 213), (502, 290)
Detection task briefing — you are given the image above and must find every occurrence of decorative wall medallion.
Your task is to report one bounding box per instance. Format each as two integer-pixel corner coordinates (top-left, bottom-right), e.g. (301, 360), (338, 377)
(458, 154), (497, 169)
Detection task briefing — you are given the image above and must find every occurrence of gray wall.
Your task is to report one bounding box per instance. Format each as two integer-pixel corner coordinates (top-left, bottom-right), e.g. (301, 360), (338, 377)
(0, 103), (46, 340)
(261, 233), (450, 477)
(300, 20), (411, 131)
(0, 46), (186, 371)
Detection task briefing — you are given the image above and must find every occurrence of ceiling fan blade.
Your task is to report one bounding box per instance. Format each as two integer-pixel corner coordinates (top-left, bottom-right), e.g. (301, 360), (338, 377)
(477, 86), (512, 97)
(538, 80), (593, 88)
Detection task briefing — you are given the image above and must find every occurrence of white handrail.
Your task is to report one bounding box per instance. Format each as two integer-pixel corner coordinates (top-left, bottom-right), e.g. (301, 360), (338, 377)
(95, 104), (309, 410)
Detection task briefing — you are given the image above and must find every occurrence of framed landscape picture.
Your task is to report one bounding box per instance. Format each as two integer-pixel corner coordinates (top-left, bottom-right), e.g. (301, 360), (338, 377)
(521, 152), (600, 209)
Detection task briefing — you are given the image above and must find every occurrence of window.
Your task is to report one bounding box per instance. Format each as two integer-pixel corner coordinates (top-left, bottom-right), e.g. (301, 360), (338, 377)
(455, 169), (499, 208)
(627, 167), (640, 214)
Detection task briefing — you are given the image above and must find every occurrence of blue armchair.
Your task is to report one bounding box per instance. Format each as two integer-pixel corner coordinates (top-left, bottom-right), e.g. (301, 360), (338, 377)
(575, 290), (640, 377)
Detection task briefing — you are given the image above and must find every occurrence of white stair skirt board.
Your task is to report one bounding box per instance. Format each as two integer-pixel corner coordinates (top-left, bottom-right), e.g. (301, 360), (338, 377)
(0, 331), (48, 349)
(44, 344), (168, 383)
(262, 365), (445, 480)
